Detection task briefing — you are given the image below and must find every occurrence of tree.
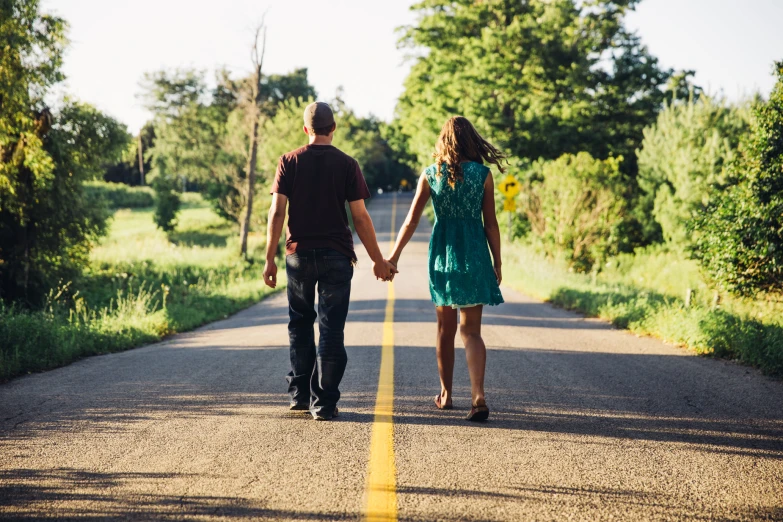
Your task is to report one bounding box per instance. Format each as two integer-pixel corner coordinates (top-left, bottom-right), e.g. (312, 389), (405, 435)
(151, 158), (180, 232)
(104, 121), (156, 186)
(238, 21), (268, 259)
(691, 62), (783, 297)
(636, 95), (749, 249)
(521, 152), (626, 272)
(0, 1), (123, 305)
(57, 101), (132, 179)
(141, 69), (216, 185)
(396, 0), (673, 176)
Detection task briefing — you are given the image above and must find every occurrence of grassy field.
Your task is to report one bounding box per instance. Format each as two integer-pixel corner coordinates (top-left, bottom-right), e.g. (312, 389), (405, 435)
(0, 195), (282, 382)
(504, 243), (783, 376)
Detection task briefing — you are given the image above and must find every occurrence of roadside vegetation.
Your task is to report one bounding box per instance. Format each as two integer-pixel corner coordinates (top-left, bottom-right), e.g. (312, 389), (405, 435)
(0, 193), (280, 381)
(503, 244), (783, 376)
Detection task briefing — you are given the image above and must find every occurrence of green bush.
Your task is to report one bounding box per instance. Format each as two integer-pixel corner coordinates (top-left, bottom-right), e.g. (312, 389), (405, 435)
(84, 181), (154, 209)
(521, 152), (626, 272)
(636, 95), (748, 250)
(691, 62), (783, 297)
(151, 163), (181, 232)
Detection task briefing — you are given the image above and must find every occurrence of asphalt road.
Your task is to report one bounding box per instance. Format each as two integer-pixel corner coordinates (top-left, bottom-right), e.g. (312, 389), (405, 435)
(1, 193), (782, 521)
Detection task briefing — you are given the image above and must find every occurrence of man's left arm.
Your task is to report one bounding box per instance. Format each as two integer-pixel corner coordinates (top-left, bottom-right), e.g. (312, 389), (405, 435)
(263, 193), (288, 288)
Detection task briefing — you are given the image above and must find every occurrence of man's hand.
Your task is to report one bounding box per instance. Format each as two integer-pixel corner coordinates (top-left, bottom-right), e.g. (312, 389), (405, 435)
(373, 259), (398, 282)
(263, 260), (278, 288)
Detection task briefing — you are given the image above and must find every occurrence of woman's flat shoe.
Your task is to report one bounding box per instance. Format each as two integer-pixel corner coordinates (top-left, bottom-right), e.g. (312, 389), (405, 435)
(434, 394), (453, 410)
(466, 404), (489, 422)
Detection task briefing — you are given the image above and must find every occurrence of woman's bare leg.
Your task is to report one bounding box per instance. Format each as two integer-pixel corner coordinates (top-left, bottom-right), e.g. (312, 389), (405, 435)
(460, 306), (487, 407)
(435, 306), (458, 406)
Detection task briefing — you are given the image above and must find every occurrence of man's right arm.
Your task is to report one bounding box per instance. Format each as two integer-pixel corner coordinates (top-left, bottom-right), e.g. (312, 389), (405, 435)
(349, 199), (397, 280)
(263, 193), (288, 288)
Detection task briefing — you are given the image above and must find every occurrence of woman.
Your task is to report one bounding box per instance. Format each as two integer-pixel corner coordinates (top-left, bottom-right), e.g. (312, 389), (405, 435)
(389, 116), (505, 422)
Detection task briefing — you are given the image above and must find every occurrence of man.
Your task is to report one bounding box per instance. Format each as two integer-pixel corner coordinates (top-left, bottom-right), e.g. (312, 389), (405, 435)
(263, 101), (397, 421)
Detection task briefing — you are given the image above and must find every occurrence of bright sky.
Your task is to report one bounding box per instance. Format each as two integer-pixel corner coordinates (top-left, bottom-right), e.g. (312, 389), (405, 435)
(45, 0), (783, 135)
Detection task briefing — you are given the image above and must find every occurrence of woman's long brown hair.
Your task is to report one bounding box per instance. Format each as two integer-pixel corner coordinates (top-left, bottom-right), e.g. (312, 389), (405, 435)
(434, 116), (507, 188)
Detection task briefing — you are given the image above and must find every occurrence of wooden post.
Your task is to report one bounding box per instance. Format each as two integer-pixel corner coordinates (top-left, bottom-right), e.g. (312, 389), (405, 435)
(685, 288), (693, 308)
(507, 210), (512, 242)
(712, 290), (720, 310)
(137, 132), (145, 186)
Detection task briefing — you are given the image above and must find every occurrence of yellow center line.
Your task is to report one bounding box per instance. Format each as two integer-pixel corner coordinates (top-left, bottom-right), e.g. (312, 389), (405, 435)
(363, 193), (398, 522)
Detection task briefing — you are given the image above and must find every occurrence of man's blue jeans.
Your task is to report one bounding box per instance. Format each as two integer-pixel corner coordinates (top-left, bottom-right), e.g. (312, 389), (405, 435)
(285, 248), (353, 416)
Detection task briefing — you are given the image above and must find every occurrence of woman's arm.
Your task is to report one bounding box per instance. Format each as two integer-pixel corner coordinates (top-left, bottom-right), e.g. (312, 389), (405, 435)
(389, 172), (431, 266)
(482, 173), (502, 284)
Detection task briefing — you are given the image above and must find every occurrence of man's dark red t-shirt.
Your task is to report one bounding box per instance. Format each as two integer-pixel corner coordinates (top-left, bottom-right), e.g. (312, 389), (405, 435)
(271, 144), (371, 261)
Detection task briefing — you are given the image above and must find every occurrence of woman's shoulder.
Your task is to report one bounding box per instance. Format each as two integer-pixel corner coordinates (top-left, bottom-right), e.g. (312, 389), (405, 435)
(423, 163), (441, 175)
(422, 163), (443, 183)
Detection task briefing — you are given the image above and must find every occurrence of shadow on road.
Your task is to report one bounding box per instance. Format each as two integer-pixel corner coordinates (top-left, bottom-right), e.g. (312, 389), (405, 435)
(392, 344), (783, 461)
(0, 468), (350, 520)
(394, 483), (783, 521)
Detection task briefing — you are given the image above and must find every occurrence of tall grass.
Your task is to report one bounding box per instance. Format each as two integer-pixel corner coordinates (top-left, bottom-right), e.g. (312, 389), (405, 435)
(504, 243), (783, 376)
(0, 195), (281, 382)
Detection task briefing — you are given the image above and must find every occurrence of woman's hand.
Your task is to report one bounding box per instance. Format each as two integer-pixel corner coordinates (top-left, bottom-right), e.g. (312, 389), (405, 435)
(386, 258), (399, 282)
(494, 263), (502, 285)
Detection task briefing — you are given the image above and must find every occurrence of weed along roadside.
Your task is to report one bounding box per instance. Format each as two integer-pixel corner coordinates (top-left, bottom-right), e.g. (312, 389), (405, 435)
(0, 194), (284, 383)
(502, 243), (783, 377)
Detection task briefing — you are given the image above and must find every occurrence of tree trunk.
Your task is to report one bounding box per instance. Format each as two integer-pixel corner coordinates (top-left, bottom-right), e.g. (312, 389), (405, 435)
(238, 20), (267, 259)
(239, 117), (259, 258)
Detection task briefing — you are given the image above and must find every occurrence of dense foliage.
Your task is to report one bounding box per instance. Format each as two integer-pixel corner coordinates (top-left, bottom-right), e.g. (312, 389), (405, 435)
(521, 153), (626, 272)
(397, 0), (674, 175)
(691, 63), (783, 297)
(636, 95), (749, 249)
(151, 159), (181, 232)
(0, 1), (130, 305)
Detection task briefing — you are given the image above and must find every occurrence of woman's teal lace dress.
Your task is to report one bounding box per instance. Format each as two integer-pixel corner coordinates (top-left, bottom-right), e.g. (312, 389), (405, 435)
(425, 161), (504, 308)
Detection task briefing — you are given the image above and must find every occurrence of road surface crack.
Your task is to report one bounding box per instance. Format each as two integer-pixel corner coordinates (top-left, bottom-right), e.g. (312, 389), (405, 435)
(683, 395), (702, 413)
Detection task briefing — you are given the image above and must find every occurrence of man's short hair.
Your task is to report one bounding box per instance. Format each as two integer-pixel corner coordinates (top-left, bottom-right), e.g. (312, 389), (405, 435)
(311, 123), (335, 136)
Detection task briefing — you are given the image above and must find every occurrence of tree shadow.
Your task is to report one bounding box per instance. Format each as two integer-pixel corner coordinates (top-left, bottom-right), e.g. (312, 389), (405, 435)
(391, 345), (783, 460)
(395, 483), (783, 521)
(0, 468), (356, 520)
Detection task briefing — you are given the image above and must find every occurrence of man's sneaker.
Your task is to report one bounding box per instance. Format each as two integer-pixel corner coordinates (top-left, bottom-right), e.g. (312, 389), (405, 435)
(313, 407), (339, 421)
(289, 401), (309, 411)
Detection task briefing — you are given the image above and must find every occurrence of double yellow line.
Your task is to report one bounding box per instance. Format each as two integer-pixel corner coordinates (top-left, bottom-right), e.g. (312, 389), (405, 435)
(363, 194), (397, 521)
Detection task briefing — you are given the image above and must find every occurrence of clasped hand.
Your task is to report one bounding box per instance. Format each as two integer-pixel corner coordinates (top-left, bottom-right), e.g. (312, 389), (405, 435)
(373, 259), (398, 282)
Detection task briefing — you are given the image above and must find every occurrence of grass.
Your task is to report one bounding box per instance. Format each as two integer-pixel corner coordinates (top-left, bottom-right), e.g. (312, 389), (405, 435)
(0, 194), (283, 382)
(504, 243), (783, 377)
